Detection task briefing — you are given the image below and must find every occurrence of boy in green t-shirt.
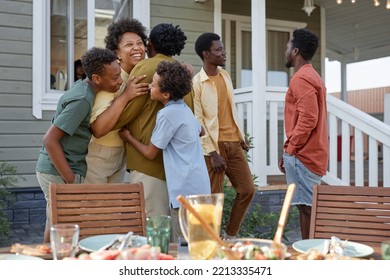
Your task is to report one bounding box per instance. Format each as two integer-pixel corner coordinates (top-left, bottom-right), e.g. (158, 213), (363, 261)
(36, 47), (123, 243)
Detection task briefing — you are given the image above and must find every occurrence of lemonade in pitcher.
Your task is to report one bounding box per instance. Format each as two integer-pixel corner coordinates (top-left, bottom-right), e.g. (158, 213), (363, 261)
(187, 204), (222, 260)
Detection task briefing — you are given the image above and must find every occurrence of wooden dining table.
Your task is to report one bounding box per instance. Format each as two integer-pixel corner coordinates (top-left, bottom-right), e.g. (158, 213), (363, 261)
(0, 242), (383, 260)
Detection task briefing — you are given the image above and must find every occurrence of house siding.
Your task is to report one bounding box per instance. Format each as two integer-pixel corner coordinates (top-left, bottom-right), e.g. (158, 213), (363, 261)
(150, 0), (214, 73)
(0, 0), (51, 189)
(331, 86), (390, 115)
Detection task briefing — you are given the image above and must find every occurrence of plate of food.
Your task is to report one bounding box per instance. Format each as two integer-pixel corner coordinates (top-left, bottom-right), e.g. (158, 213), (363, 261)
(296, 249), (361, 260)
(218, 238), (290, 260)
(10, 243), (52, 259)
(0, 253), (44, 260)
(292, 238), (374, 258)
(68, 244), (174, 260)
(79, 234), (147, 252)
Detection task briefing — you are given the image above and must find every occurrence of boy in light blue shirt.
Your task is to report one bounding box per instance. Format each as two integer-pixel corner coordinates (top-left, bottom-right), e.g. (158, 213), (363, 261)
(119, 61), (210, 241)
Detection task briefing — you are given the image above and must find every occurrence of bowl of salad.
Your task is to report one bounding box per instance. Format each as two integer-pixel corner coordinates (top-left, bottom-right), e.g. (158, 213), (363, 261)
(218, 238), (287, 260)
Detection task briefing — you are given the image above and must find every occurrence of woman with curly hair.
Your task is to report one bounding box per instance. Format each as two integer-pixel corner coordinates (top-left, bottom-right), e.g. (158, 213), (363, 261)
(84, 18), (150, 184)
(119, 61), (210, 241)
(113, 23), (194, 225)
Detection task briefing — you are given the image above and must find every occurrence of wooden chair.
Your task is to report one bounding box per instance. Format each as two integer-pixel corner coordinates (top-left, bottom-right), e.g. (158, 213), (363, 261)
(309, 185), (390, 246)
(49, 182), (146, 240)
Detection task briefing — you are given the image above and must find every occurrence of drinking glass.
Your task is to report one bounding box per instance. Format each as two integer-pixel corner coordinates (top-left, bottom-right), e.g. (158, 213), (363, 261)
(50, 224), (79, 260)
(178, 193), (224, 260)
(146, 215), (171, 254)
(381, 240), (390, 260)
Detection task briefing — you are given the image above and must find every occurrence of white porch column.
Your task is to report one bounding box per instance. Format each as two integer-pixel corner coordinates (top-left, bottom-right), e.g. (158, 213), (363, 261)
(340, 60), (348, 102)
(251, 0), (267, 186)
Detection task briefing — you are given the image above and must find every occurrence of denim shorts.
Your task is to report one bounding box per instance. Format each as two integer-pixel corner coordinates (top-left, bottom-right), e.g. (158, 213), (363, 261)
(283, 153), (322, 206)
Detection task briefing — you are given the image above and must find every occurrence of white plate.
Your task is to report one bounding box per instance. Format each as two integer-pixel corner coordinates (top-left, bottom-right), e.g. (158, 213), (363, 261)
(292, 239), (374, 257)
(0, 254), (44, 260)
(79, 234), (147, 252)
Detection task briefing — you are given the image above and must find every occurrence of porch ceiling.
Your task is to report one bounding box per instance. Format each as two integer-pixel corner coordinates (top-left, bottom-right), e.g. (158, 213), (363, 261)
(314, 0), (390, 63)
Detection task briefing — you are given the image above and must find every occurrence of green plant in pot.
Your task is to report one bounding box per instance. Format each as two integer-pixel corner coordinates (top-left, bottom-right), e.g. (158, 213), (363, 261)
(0, 162), (21, 246)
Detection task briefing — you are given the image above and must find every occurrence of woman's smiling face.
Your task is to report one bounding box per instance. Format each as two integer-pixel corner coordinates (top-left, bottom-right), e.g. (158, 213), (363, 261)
(116, 32), (146, 73)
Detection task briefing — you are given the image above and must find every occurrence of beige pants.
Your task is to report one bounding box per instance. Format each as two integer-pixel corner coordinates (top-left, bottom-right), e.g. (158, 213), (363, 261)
(129, 171), (169, 217)
(84, 142), (126, 183)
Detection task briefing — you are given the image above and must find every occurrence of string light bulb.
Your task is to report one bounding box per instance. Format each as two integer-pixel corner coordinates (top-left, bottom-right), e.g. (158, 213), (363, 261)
(337, 0), (389, 9)
(302, 0), (316, 16)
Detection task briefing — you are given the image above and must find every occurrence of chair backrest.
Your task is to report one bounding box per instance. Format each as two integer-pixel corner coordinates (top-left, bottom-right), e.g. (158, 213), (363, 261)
(49, 182), (146, 240)
(310, 185), (390, 246)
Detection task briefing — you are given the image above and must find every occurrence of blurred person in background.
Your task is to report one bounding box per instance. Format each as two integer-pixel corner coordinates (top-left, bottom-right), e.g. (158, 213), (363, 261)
(74, 59), (86, 82)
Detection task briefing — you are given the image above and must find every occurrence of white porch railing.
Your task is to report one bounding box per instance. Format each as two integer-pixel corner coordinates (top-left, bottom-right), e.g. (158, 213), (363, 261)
(234, 86), (390, 187)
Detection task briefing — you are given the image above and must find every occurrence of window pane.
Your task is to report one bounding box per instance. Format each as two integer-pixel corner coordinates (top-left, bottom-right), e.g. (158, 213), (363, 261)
(95, 2), (115, 48)
(242, 30), (252, 70)
(241, 30), (252, 87)
(95, 0), (132, 48)
(49, 0), (133, 92)
(50, 0), (69, 91)
(267, 30), (289, 87)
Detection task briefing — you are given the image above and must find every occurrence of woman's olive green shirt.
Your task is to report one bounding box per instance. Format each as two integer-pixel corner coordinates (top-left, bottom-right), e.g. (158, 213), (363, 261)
(113, 54), (194, 180)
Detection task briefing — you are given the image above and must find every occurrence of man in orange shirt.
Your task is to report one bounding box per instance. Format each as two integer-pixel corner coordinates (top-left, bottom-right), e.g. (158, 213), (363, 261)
(278, 29), (328, 239)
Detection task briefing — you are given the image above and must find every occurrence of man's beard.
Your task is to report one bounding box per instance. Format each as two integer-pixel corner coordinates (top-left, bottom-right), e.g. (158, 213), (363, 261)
(285, 61), (292, 68)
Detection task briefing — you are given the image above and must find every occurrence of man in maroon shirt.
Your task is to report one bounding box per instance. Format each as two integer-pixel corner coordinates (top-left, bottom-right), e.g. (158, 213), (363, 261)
(278, 29), (328, 239)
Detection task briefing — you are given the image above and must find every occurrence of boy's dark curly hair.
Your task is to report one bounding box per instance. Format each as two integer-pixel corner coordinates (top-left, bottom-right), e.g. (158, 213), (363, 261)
(195, 32), (221, 61)
(156, 61), (192, 101)
(81, 47), (117, 80)
(105, 18), (147, 51)
(291, 28), (319, 61)
(149, 23), (187, 56)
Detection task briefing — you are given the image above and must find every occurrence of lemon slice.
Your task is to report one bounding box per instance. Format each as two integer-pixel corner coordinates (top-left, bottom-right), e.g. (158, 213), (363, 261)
(189, 240), (218, 260)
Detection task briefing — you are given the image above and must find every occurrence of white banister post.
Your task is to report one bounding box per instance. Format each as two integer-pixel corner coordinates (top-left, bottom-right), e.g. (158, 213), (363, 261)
(340, 60), (348, 102)
(251, 0), (267, 186)
(385, 94), (390, 125)
(385, 94), (390, 187)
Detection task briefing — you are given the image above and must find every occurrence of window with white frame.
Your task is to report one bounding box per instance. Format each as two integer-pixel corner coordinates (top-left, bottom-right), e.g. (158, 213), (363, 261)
(32, 0), (149, 119)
